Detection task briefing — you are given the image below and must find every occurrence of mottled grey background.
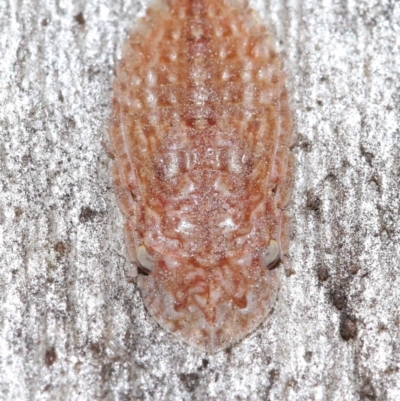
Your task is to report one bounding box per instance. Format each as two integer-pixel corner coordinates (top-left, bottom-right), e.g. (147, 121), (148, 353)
(1, 0), (399, 400)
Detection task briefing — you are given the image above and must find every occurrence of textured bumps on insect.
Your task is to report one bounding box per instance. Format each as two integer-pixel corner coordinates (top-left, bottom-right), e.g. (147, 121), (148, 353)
(109, 0), (294, 352)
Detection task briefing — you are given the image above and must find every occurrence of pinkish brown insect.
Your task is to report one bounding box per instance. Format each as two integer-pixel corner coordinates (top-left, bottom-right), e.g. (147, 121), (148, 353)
(110, 0), (294, 353)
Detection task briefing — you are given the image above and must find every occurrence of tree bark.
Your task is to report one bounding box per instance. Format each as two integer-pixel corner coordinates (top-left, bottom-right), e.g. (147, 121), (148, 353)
(1, 0), (399, 400)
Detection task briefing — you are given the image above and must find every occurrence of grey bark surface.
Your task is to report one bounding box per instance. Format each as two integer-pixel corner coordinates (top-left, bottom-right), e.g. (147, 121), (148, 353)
(1, 0), (399, 400)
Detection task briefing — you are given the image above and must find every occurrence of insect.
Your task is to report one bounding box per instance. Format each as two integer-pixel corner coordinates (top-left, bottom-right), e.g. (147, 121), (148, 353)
(110, 0), (293, 353)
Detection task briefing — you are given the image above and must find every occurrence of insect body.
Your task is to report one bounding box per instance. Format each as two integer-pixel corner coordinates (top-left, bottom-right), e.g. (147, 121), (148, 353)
(110, 0), (293, 352)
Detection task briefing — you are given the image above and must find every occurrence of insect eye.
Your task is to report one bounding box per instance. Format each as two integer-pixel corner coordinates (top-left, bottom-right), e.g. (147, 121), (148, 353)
(262, 239), (280, 270)
(136, 245), (155, 275)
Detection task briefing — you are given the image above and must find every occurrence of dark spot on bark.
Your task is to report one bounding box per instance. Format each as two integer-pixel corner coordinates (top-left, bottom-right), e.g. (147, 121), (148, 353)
(320, 76), (328, 83)
(349, 264), (360, 275)
(284, 266), (296, 277)
(360, 380), (376, 400)
(45, 347), (57, 366)
(269, 368), (279, 383)
(380, 226), (391, 242)
(316, 100), (323, 106)
(179, 373), (200, 392)
(340, 315), (357, 340)
(317, 265), (329, 281)
(74, 12), (85, 25)
(292, 134), (312, 152)
(58, 91), (64, 102)
(224, 345), (233, 355)
(79, 207), (97, 223)
(285, 378), (298, 391)
(306, 191), (321, 214)
(90, 342), (101, 355)
(54, 241), (69, 259)
(325, 172), (337, 182)
(66, 117), (76, 129)
(369, 175), (381, 192)
(22, 153), (32, 166)
(331, 290), (347, 310)
(101, 363), (112, 382)
(360, 144), (374, 166)
(88, 66), (101, 82)
(41, 19), (48, 26)
(15, 207), (23, 219)
(384, 365), (399, 375)
(262, 368), (279, 398)
(304, 351), (313, 362)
